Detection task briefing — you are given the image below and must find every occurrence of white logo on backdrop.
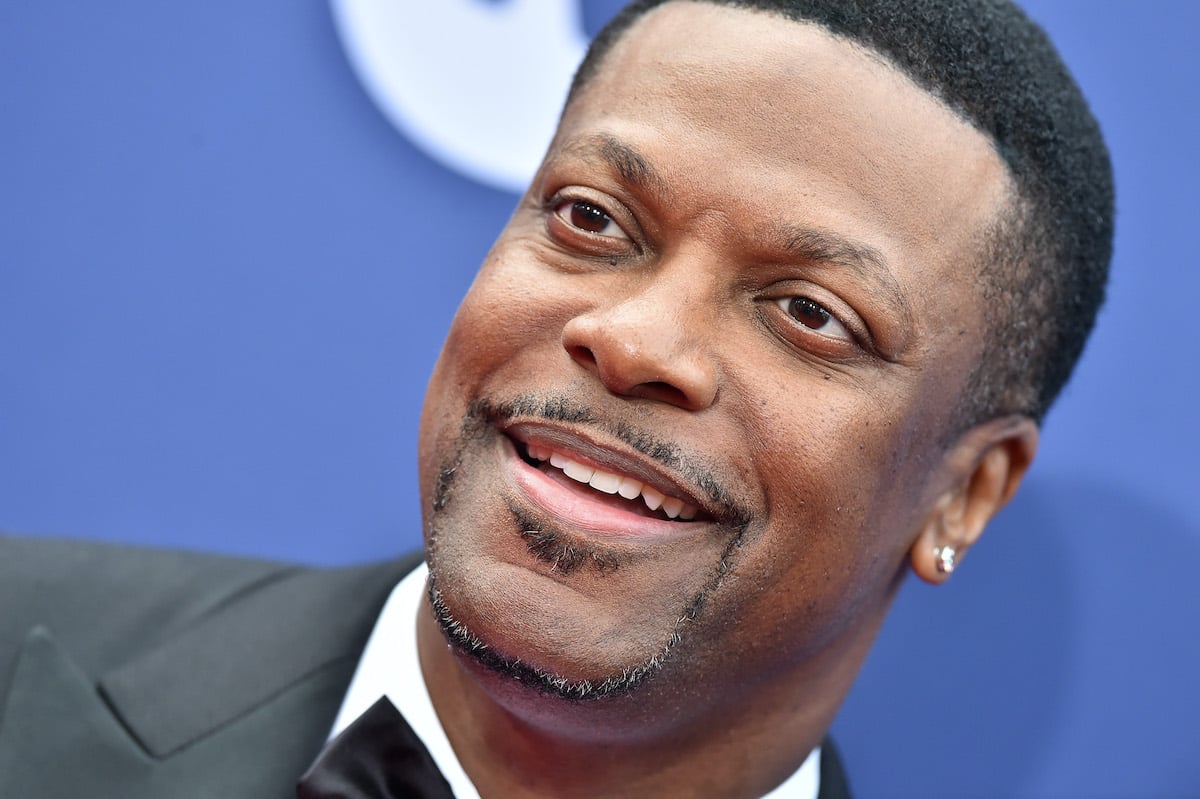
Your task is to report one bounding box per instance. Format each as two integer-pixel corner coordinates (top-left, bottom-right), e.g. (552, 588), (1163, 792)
(330, 0), (588, 193)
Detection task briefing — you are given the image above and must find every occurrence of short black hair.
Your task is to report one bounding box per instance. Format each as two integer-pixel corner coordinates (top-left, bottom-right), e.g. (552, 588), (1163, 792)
(568, 0), (1114, 427)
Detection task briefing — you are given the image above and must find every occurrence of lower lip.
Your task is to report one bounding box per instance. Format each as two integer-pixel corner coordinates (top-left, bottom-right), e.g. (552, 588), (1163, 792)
(503, 438), (706, 541)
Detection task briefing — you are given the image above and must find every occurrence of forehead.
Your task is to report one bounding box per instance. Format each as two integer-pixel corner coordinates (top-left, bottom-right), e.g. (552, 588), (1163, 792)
(557, 2), (1012, 353)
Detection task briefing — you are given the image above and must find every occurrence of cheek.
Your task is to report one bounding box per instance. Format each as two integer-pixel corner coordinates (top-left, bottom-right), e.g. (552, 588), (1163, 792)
(419, 246), (590, 493)
(445, 265), (527, 363)
(729, 394), (931, 643)
(440, 247), (585, 377)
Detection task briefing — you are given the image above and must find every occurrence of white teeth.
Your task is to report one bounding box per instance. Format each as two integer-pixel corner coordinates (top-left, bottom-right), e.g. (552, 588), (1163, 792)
(640, 486), (665, 512)
(616, 477), (643, 499)
(561, 460), (595, 483)
(661, 496), (685, 519)
(531, 445), (699, 520)
(588, 471), (622, 494)
(549, 452), (597, 484)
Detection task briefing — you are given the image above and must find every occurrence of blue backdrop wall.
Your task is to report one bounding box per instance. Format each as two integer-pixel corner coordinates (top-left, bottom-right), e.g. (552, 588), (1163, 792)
(2, 2), (1197, 797)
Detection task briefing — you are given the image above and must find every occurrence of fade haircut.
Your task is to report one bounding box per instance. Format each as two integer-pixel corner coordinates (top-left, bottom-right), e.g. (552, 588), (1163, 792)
(567, 0), (1114, 427)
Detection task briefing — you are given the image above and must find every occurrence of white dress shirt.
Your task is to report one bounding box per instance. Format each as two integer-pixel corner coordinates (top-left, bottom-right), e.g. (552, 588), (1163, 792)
(331, 563), (820, 799)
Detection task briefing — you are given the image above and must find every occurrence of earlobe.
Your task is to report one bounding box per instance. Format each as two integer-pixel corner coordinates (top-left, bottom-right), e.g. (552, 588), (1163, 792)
(910, 416), (1039, 585)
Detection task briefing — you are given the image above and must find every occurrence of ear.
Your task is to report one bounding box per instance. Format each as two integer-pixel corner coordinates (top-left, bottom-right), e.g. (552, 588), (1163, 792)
(910, 415), (1039, 585)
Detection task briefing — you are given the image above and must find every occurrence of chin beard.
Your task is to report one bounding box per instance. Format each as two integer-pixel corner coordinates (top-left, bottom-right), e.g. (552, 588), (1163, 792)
(425, 570), (673, 701)
(422, 393), (749, 703)
(425, 504), (747, 703)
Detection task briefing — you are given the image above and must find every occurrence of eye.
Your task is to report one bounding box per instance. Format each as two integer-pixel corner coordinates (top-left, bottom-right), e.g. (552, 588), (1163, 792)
(775, 296), (853, 341)
(553, 199), (630, 241)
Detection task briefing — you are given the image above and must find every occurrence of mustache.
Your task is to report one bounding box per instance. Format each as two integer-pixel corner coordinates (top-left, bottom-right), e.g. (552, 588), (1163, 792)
(467, 394), (753, 530)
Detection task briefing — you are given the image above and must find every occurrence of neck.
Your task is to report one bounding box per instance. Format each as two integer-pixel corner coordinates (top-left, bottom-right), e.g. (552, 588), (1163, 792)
(416, 599), (878, 798)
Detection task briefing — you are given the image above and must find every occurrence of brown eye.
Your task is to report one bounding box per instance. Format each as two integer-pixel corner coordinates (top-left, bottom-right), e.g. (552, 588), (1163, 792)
(789, 298), (830, 329)
(570, 202), (608, 232)
(553, 199), (630, 240)
(775, 296), (852, 340)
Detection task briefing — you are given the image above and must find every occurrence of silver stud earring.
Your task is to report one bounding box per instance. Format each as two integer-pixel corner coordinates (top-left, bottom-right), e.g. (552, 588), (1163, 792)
(935, 545), (957, 575)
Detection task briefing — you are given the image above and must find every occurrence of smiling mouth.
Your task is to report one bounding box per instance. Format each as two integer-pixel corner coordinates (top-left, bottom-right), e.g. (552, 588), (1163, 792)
(516, 438), (707, 523)
(498, 417), (724, 534)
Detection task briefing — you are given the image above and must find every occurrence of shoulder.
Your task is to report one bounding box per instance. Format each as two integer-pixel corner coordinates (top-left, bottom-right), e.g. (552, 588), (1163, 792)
(0, 534), (421, 689)
(0, 535), (292, 657)
(0, 533), (292, 598)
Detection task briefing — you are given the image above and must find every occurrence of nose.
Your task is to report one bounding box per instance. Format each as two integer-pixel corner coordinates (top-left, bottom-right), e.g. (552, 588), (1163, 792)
(561, 278), (719, 411)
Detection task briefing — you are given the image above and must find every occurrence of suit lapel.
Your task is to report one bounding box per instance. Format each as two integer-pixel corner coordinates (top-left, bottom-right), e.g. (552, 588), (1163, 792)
(97, 560), (409, 759)
(0, 627), (154, 798)
(0, 553), (420, 799)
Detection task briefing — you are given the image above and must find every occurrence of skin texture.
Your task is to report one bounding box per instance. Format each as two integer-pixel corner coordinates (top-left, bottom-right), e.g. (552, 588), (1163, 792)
(415, 3), (1039, 797)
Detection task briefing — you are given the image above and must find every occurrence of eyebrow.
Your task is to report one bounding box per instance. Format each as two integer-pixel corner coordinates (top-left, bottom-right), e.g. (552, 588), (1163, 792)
(560, 134), (670, 198)
(774, 224), (915, 334)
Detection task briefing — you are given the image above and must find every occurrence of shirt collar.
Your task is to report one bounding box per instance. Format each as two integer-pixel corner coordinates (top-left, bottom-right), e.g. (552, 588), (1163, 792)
(331, 563), (820, 799)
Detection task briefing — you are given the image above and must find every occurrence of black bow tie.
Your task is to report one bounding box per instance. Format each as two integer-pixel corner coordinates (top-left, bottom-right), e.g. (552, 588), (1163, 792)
(297, 696), (456, 798)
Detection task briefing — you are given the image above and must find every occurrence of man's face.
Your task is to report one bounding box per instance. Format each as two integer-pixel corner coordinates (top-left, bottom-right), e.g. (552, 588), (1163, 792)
(418, 2), (1010, 727)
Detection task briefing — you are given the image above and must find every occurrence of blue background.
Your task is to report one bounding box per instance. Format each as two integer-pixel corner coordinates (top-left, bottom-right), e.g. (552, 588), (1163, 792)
(2, 2), (1197, 796)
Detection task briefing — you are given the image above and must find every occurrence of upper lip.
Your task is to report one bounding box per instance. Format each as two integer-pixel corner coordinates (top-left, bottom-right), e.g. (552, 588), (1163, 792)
(499, 419), (728, 524)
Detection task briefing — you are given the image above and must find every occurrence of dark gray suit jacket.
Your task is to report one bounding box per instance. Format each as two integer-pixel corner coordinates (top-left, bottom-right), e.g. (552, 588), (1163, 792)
(0, 536), (852, 798)
(0, 536), (419, 798)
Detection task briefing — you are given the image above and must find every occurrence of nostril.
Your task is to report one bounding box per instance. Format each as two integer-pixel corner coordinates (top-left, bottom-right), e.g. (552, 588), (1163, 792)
(629, 381), (691, 407)
(566, 344), (598, 372)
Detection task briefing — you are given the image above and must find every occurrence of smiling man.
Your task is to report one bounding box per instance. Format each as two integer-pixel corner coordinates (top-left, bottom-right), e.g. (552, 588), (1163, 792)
(0, 1), (1112, 798)
(401, 1), (1110, 795)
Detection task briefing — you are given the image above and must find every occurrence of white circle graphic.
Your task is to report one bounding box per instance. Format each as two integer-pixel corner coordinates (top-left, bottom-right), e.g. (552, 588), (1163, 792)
(331, 0), (589, 193)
